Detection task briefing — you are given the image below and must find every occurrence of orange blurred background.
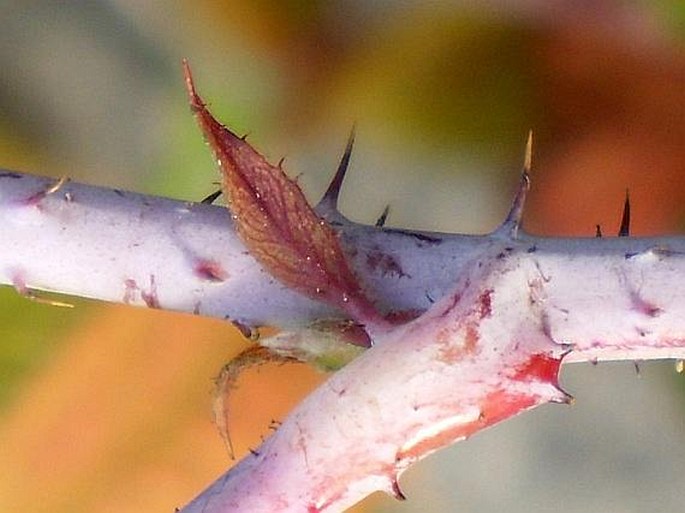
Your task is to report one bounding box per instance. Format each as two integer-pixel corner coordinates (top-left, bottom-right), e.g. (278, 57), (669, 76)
(1, 2), (685, 512)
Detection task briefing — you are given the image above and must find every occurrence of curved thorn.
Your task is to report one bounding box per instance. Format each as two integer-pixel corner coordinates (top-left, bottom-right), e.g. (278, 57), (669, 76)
(46, 175), (69, 196)
(391, 476), (407, 501)
(319, 126), (356, 211)
(24, 175), (70, 206)
(618, 189), (631, 237)
(495, 130), (532, 239)
(201, 189), (223, 204)
(375, 205), (390, 227)
(212, 344), (295, 460)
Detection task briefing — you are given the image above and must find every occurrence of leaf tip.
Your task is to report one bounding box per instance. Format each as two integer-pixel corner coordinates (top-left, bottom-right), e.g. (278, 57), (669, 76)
(182, 58), (203, 113)
(184, 66), (386, 333)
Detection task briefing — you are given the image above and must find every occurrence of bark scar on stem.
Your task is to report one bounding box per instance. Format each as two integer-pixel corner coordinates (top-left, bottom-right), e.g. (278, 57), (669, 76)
(617, 266), (663, 318)
(167, 214), (230, 283)
(122, 278), (138, 304)
(366, 248), (410, 279)
(194, 258), (229, 282)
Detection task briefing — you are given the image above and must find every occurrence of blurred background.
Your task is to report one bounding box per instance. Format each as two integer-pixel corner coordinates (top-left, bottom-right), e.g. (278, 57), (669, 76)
(1, 1), (685, 512)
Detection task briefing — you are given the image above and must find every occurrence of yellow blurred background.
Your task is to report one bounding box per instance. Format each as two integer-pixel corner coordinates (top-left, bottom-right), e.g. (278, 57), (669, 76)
(1, 2), (685, 512)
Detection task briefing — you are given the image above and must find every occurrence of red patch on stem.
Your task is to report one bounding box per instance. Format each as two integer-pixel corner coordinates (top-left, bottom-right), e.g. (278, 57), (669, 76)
(513, 353), (562, 385)
(396, 388), (543, 463)
(630, 291), (663, 318)
(477, 389), (541, 428)
(437, 323), (480, 363)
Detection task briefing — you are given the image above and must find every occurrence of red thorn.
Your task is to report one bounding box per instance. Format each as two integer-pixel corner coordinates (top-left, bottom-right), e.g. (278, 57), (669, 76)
(391, 476), (407, 501)
(375, 205), (390, 227)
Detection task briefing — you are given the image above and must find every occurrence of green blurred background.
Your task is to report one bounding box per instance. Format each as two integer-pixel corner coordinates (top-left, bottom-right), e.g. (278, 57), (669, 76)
(1, 2), (685, 512)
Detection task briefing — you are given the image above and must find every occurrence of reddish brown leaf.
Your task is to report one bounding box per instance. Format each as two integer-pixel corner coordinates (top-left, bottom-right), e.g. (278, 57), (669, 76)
(183, 60), (384, 338)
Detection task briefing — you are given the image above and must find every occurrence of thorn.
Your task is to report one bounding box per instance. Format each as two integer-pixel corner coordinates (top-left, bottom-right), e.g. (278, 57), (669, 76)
(375, 205), (390, 227)
(231, 320), (260, 341)
(618, 189), (630, 237)
(633, 360), (641, 377)
(595, 224), (602, 238)
(277, 156), (286, 168)
(550, 388), (575, 405)
(391, 476), (407, 501)
(45, 176), (69, 195)
(201, 189), (222, 204)
(319, 126), (356, 212)
(495, 130), (532, 239)
(23, 175), (70, 206)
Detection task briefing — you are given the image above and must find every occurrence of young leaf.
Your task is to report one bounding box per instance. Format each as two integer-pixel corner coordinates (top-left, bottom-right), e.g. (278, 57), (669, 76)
(182, 61), (385, 339)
